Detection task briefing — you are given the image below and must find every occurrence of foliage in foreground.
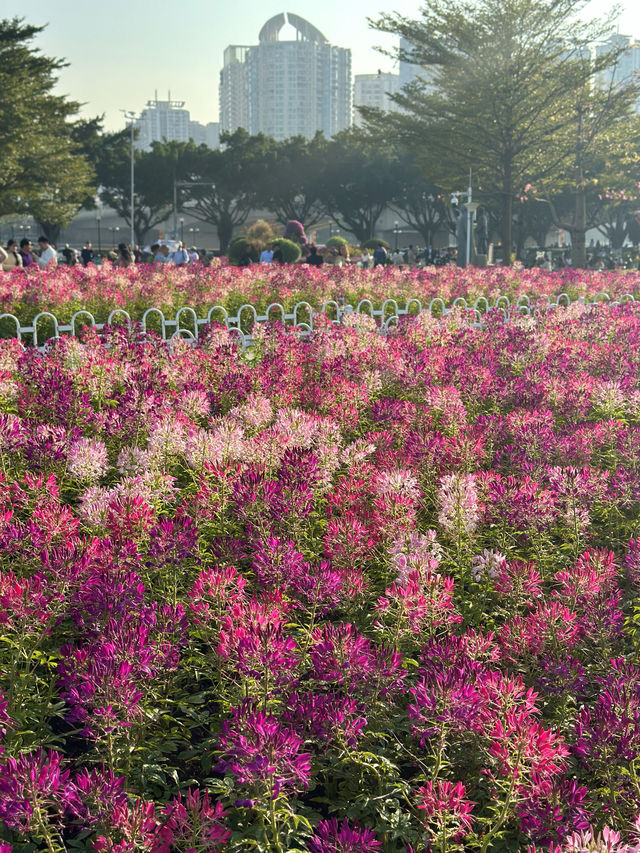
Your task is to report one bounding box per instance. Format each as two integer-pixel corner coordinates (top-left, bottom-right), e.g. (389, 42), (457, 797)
(3, 306), (640, 850)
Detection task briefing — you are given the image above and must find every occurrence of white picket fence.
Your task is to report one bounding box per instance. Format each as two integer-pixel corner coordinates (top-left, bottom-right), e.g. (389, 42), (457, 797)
(0, 290), (633, 351)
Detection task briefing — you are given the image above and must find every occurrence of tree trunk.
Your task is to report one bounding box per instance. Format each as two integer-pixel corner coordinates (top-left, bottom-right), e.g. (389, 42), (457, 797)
(217, 214), (234, 253)
(572, 182), (587, 268)
(501, 163), (513, 265)
(37, 222), (61, 245)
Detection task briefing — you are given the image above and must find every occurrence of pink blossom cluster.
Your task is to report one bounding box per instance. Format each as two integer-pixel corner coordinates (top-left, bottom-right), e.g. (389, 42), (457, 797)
(2, 296), (640, 850)
(2, 261), (640, 329)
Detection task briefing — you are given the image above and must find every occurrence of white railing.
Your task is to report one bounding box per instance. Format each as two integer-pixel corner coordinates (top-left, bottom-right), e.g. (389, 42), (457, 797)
(0, 291), (634, 351)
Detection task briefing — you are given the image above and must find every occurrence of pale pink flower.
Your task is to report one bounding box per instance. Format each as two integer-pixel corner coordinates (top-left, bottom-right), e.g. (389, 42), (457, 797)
(438, 473), (480, 536)
(67, 438), (109, 483)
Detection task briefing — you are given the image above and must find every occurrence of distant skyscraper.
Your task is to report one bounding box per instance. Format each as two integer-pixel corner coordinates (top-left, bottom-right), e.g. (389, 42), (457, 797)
(134, 95), (191, 150)
(353, 72), (400, 126)
(219, 46), (251, 134)
(596, 34), (640, 111)
(399, 37), (423, 90)
(189, 121), (220, 148)
(219, 13), (352, 140)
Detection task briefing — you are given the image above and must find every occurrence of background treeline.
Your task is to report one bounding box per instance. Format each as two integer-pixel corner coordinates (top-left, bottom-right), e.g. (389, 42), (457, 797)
(3, 0), (640, 266)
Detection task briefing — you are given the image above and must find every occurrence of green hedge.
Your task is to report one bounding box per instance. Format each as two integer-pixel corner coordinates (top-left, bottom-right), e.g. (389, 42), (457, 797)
(228, 238), (260, 266)
(325, 236), (350, 251)
(273, 238), (302, 264)
(361, 238), (391, 250)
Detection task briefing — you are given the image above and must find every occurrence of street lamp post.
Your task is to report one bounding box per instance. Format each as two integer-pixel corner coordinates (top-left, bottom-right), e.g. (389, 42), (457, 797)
(188, 226), (200, 245)
(394, 221), (400, 251)
(451, 170), (477, 266)
(120, 110), (137, 250)
(96, 212), (102, 252)
(110, 226), (120, 245)
(179, 217), (185, 243)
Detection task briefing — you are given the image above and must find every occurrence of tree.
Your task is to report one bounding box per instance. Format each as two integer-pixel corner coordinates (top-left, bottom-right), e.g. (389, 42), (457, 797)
(32, 117), (107, 244)
(535, 80), (640, 266)
(259, 133), (327, 227)
(390, 153), (455, 247)
(98, 139), (193, 245)
(317, 130), (402, 243)
(0, 18), (93, 232)
(366, 0), (625, 264)
(180, 130), (274, 252)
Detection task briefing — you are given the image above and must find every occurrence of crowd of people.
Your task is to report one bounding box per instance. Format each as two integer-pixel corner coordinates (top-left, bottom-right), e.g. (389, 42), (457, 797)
(0, 237), (214, 271)
(236, 240), (459, 269)
(0, 236), (58, 271)
(4, 234), (638, 272)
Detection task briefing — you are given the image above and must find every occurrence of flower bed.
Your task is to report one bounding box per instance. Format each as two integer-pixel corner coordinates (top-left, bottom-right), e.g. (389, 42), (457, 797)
(1, 262), (640, 328)
(2, 304), (640, 851)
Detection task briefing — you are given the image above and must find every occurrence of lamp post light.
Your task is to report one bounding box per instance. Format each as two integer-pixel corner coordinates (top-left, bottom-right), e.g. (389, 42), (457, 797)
(450, 170), (477, 266)
(188, 226), (200, 245)
(393, 221), (400, 251)
(95, 212), (102, 252)
(120, 110), (138, 251)
(109, 226), (120, 245)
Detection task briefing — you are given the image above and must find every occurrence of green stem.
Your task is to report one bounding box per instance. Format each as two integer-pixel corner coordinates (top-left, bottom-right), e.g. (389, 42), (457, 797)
(269, 792), (284, 853)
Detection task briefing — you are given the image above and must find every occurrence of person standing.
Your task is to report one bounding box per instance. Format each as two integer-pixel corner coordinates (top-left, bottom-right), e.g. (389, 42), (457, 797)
(2, 240), (23, 271)
(259, 243), (274, 263)
(117, 243), (134, 267)
(392, 248), (404, 267)
(272, 242), (284, 264)
(36, 235), (57, 269)
(19, 238), (35, 268)
(172, 242), (189, 266)
(152, 243), (170, 264)
(360, 249), (372, 268)
(81, 242), (94, 266)
(373, 243), (387, 268)
(238, 244), (253, 267)
(62, 244), (77, 265)
(305, 245), (324, 267)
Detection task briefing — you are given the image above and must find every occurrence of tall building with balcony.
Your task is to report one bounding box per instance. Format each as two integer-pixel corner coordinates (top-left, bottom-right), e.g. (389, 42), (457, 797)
(353, 71), (400, 126)
(219, 46), (251, 134)
(219, 13), (352, 140)
(134, 95), (191, 150)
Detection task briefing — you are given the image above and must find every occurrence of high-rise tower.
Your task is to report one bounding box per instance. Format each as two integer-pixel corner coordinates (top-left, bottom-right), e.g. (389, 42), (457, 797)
(219, 13), (351, 140)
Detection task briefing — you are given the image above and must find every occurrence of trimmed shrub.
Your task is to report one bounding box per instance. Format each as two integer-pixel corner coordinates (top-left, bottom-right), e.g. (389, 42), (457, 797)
(228, 237), (260, 266)
(245, 219), (276, 245)
(284, 220), (307, 244)
(361, 238), (391, 250)
(325, 236), (350, 251)
(273, 238), (302, 264)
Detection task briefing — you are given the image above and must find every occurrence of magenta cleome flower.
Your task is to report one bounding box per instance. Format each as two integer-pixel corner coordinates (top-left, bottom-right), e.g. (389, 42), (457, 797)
(217, 701), (311, 797)
(308, 818), (381, 852)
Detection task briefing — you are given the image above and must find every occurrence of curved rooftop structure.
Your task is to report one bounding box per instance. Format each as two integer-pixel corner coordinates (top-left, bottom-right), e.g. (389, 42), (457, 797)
(259, 12), (328, 44)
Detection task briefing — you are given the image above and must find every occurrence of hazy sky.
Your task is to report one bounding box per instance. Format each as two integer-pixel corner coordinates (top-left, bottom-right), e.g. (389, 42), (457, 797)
(13, 0), (640, 131)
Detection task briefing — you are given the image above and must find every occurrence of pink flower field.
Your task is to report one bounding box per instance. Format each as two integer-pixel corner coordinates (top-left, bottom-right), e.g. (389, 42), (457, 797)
(1, 262), (640, 327)
(4, 275), (640, 851)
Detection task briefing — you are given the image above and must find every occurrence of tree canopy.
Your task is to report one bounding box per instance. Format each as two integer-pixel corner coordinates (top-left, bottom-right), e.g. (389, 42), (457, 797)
(365, 0), (638, 263)
(0, 18), (93, 231)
